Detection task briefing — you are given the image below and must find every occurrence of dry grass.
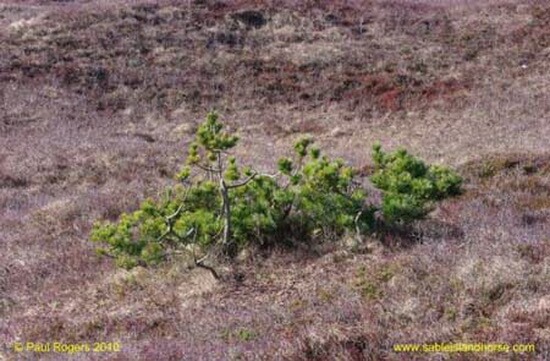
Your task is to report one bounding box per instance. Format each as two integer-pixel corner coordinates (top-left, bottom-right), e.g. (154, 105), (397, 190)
(1, 0), (550, 360)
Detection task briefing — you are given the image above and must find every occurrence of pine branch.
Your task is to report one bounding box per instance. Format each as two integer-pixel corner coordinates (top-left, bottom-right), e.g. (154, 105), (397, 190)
(227, 172), (257, 189)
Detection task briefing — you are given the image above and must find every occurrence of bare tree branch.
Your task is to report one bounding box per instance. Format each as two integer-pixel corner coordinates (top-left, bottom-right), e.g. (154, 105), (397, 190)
(354, 210), (364, 241)
(157, 188), (192, 242)
(195, 163), (222, 173)
(227, 171), (280, 189)
(166, 202), (185, 222)
(227, 172), (258, 189)
(195, 255), (220, 280)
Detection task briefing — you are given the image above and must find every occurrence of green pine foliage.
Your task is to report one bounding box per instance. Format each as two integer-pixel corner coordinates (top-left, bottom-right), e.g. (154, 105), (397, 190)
(90, 113), (462, 269)
(277, 137), (374, 240)
(370, 143), (462, 225)
(90, 184), (222, 269)
(229, 175), (287, 244)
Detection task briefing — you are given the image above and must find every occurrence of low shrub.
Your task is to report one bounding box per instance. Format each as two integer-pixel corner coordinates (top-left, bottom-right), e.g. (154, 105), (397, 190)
(371, 143), (462, 225)
(91, 112), (461, 270)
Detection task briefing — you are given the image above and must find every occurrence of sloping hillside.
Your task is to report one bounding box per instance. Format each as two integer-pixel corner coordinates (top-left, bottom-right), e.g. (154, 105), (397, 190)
(1, 1), (549, 360)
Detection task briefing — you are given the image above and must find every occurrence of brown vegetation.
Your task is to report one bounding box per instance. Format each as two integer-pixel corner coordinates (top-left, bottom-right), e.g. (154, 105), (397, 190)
(1, 0), (549, 360)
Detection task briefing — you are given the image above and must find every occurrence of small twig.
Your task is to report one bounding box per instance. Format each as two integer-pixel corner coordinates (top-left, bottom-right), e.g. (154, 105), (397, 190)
(227, 172), (258, 189)
(354, 210), (364, 241)
(195, 257), (220, 280)
(195, 163), (222, 173)
(157, 188), (192, 242)
(259, 171), (280, 179)
(157, 229), (172, 243)
(227, 171), (279, 189)
(166, 202), (185, 222)
(196, 262), (220, 280)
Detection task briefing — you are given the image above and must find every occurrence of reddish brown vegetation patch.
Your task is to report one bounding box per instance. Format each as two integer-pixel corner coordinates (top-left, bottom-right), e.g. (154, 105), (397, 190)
(419, 78), (470, 104)
(0, 0), (483, 118)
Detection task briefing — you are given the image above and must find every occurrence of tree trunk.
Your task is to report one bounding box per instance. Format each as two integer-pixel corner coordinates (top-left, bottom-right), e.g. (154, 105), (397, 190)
(220, 179), (236, 257)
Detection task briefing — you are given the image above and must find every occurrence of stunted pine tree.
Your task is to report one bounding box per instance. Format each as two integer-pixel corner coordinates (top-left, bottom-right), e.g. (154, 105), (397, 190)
(90, 112), (463, 274)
